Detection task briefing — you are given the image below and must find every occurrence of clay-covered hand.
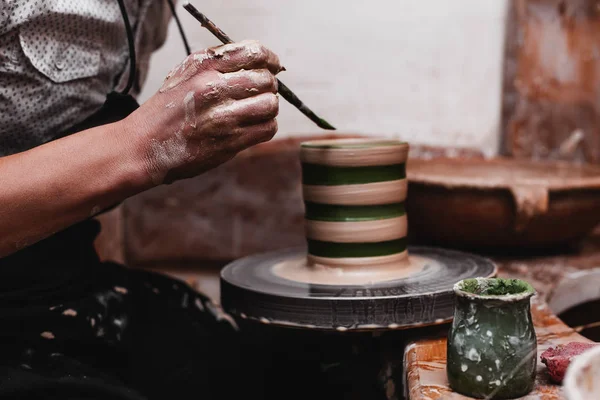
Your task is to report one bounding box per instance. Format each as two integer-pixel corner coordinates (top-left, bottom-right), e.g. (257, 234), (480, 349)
(127, 40), (282, 185)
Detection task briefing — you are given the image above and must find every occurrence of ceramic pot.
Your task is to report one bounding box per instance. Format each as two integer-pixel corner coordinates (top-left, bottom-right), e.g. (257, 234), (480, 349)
(447, 278), (537, 399)
(299, 139), (409, 268)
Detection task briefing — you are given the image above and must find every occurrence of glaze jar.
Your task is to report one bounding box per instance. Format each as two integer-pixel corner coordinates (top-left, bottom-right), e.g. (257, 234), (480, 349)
(447, 278), (537, 399)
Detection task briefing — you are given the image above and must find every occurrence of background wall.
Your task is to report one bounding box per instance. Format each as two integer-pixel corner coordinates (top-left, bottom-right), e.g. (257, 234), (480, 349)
(95, 0), (512, 268)
(139, 0), (509, 157)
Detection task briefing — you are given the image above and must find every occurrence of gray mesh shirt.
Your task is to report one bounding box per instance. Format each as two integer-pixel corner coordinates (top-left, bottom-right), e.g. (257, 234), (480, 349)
(0, 0), (172, 156)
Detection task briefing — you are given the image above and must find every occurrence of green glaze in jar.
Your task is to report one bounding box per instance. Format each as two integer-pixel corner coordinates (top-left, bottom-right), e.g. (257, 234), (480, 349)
(447, 278), (537, 399)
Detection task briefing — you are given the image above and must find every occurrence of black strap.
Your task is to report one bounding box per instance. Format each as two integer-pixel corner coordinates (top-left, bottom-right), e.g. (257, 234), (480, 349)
(116, 0), (137, 95)
(117, 0), (191, 95)
(167, 0), (192, 56)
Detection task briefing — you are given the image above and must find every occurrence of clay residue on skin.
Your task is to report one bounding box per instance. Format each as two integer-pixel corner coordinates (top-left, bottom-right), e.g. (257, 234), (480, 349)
(213, 40), (262, 59)
(159, 40), (264, 93)
(165, 101), (176, 109)
(147, 135), (188, 185)
(205, 98), (246, 122)
(160, 53), (209, 93)
(147, 91), (197, 184)
(202, 81), (220, 100)
(184, 91), (197, 128)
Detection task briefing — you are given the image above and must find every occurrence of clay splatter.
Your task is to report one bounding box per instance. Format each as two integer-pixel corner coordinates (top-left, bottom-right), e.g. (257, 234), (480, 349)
(41, 331), (55, 340)
(206, 301), (239, 330)
(114, 286), (128, 294)
(62, 309), (77, 317)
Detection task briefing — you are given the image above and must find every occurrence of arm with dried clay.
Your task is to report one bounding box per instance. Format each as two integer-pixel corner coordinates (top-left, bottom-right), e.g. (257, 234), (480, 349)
(0, 40), (282, 258)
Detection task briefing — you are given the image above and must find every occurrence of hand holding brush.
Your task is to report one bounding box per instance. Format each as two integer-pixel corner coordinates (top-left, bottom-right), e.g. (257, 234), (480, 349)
(182, 2), (336, 131)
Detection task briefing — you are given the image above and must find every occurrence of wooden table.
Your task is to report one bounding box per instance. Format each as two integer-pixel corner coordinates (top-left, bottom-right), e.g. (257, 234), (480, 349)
(404, 234), (600, 399)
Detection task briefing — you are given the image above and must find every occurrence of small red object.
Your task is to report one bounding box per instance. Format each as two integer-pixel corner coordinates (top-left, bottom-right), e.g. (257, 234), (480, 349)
(541, 342), (598, 383)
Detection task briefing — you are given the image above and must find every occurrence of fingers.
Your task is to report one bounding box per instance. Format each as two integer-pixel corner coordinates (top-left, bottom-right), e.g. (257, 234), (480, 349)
(160, 40), (282, 93)
(207, 40), (283, 75)
(232, 119), (279, 149)
(200, 69), (278, 102)
(203, 92), (279, 130)
(237, 92), (279, 125)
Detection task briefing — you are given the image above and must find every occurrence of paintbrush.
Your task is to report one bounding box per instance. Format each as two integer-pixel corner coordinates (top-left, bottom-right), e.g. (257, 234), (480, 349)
(182, 2), (336, 131)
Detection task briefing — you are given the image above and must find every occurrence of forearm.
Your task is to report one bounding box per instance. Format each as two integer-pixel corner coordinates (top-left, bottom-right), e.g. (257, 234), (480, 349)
(0, 40), (282, 258)
(0, 118), (151, 257)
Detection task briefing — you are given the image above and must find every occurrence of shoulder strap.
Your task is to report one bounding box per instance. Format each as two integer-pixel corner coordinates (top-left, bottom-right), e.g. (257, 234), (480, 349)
(116, 0), (137, 95)
(167, 0), (192, 56)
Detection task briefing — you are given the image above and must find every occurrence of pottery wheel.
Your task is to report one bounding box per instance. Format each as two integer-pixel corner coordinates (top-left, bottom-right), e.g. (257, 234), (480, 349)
(222, 138), (496, 331)
(220, 246), (497, 331)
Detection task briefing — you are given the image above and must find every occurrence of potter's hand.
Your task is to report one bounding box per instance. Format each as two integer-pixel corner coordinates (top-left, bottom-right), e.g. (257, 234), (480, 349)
(128, 40), (282, 185)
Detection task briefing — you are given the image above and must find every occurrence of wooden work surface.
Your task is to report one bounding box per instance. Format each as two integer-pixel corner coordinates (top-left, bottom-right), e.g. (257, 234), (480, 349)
(404, 233), (600, 400)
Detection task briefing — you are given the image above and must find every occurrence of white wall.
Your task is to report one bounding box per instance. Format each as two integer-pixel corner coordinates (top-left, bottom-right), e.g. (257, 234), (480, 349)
(139, 0), (508, 157)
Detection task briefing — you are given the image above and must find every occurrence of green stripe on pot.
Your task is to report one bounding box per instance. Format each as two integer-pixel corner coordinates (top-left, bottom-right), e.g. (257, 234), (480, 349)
(301, 163), (406, 185)
(304, 202), (405, 222)
(307, 238), (407, 258)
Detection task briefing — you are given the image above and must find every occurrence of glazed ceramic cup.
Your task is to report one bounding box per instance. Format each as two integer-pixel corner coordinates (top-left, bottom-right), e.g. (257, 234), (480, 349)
(564, 344), (600, 400)
(447, 278), (537, 399)
(299, 139), (409, 268)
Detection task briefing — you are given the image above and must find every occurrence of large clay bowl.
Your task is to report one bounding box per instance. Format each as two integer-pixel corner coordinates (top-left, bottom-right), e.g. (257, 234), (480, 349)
(406, 157), (600, 250)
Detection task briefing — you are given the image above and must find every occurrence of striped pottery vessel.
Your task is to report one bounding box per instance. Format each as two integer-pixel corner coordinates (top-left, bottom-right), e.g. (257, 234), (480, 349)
(300, 139), (409, 268)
